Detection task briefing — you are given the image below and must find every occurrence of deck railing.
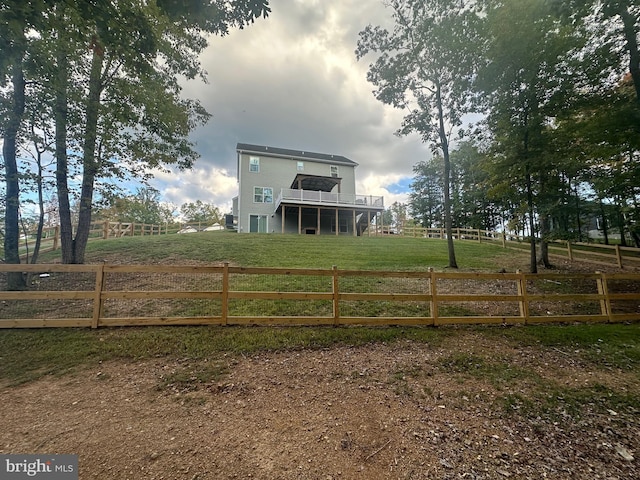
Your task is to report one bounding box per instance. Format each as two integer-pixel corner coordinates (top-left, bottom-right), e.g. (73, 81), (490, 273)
(275, 189), (384, 209)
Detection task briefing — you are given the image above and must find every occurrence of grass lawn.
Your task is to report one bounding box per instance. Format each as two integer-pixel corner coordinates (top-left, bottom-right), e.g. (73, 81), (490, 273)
(3, 232), (637, 386)
(38, 231), (517, 271)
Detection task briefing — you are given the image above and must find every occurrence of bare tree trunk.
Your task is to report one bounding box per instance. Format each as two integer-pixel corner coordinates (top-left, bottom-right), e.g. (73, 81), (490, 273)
(538, 212), (552, 268)
(435, 78), (458, 269)
(70, 44), (103, 264)
(55, 45), (74, 264)
(525, 169), (537, 273)
(3, 64), (27, 290)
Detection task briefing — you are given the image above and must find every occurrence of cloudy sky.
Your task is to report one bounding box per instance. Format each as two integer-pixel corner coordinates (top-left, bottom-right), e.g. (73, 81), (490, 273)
(150, 0), (431, 213)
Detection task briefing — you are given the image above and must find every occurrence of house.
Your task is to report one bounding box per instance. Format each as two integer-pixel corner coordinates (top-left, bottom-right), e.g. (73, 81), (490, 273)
(232, 143), (384, 235)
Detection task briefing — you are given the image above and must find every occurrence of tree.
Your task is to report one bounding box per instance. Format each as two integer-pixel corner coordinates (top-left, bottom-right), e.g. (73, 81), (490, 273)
(2, 1), (271, 267)
(553, 0), (640, 104)
(357, 0), (483, 268)
(101, 187), (174, 225)
(476, 0), (583, 272)
(409, 157), (443, 228)
(180, 200), (222, 225)
(0, 0), (55, 288)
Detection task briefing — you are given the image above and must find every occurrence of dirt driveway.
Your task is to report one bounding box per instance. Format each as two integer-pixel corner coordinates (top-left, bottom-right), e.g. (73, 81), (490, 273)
(1, 330), (638, 479)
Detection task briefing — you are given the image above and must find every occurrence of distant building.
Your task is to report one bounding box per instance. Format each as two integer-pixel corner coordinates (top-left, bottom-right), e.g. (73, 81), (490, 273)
(233, 143), (384, 234)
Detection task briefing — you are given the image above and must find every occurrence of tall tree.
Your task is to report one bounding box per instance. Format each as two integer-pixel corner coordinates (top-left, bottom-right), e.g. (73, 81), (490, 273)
(476, 0), (582, 272)
(409, 157), (443, 228)
(357, 0), (483, 268)
(1, 1), (270, 265)
(0, 1), (54, 288)
(101, 187), (174, 225)
(180, 200), (223, 225)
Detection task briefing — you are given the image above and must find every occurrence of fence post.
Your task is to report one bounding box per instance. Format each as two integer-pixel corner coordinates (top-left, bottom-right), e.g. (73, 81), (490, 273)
(222, 262), (229, 325)
(102, 221), (109, 239)
(332, 265), (340, 326)
(567, 241), (573, 261)
(429, 268), (438, 326)
(615, 245), (623, 268)
(516, 269), (529, 324)
(477, 229), (482, 243)
(596, 271), (612, 323)
(92, 263), (106, 329)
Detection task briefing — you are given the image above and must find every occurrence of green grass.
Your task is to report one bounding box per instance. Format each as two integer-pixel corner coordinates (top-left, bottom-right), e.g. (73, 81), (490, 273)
(6, 232), (639, 389)
(480, 323), (640, 370)
(39, 231), (518, 271)
(0, 326), (448, 385)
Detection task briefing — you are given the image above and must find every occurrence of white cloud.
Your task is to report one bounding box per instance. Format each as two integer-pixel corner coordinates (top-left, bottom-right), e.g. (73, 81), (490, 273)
(160, 0), (431, 211)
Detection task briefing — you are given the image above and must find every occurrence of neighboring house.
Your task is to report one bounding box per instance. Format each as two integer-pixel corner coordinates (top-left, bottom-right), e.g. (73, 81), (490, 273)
(233, 143), (384, 235)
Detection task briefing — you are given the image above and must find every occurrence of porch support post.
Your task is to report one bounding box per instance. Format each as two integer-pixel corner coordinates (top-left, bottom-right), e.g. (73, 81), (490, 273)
(352, 209), (357, 236)
(298, 206), (302, 234)
(281, 206), (285, 234)
(335, 208), (339, 236)
(367, 210), (371, 237)
(317, 207), (321, 235)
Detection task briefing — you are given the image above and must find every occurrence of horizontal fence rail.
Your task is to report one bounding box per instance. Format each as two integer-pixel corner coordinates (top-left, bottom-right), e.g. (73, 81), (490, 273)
(397, 226), (640, 270)
(1, 264), (638, 328)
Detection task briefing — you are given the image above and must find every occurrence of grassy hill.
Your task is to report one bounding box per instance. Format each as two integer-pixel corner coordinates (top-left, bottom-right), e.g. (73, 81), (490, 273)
(40, 231), (524, 271)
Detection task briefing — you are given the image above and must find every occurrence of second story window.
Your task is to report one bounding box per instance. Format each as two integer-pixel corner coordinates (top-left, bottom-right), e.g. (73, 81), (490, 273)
(330, 165), (339, 178)
(249, 156), (260, 173)
(297, 161), (304, 171)
(254, 186), (273, 203)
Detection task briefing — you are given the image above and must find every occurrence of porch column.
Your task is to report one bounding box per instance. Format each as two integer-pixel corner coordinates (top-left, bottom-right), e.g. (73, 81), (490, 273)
(281, 206), (285, 234)
(298, 206), (302, 234)
(335, 208), (339, 236)
(352, 210), (357, 237)
(317, 207), (321, 235)
(367, 210), (371, 237)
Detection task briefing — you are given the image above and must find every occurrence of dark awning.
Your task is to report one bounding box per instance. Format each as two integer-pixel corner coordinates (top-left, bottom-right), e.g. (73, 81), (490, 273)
(291, 174), (341, 192)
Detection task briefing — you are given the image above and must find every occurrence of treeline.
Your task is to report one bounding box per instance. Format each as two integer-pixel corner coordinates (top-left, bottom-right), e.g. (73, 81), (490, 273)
(358, 0), (639, 272)
(1, 1), (270, 289)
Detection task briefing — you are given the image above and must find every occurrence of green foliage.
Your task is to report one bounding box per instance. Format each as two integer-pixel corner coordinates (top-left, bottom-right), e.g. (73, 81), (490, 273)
(180, 200), (223, 224)
(100, 187), (174, 224)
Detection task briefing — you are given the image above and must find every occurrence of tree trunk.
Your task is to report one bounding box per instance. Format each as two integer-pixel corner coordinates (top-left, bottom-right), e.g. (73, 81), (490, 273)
(599, 199), (609, 245)
(525, 169), (537, 273)
(616, 203), (627, 247)
(54, 46), (74, 264)
(70, 45), (103, 264)
(435, 78), (458, 269)
(574, 182), (583, 242)
(538, 212), (552, 268)
(618, 3), (640, 104)
(3, 64), (27, 290)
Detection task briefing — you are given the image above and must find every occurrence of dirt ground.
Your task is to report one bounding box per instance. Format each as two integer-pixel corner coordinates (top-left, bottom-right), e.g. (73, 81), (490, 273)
(1, 331), (638, 479)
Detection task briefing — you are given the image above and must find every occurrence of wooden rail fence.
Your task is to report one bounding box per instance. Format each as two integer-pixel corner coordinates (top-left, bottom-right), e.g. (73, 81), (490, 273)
(396, 226), (640, 270)
(1, 264), (638, 328)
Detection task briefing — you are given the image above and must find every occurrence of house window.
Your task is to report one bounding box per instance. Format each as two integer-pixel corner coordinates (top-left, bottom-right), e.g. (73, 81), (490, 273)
(330, 165), (339, 178)
(249, 156), (260, 173)
(253, 186), (273, 203)
(297, 161), (304, 171)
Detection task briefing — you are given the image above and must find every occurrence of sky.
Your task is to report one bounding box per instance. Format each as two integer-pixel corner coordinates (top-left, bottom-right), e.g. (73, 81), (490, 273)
(149, 0), (431, 213)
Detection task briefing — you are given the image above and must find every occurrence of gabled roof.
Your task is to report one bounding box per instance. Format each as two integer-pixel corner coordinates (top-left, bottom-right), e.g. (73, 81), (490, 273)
(236, 143), (358, 167)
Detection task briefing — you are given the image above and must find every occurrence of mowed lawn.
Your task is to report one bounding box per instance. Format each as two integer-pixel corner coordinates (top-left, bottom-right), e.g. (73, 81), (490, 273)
(1, 232), (639, 388)
(48, 231), (518, 271)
